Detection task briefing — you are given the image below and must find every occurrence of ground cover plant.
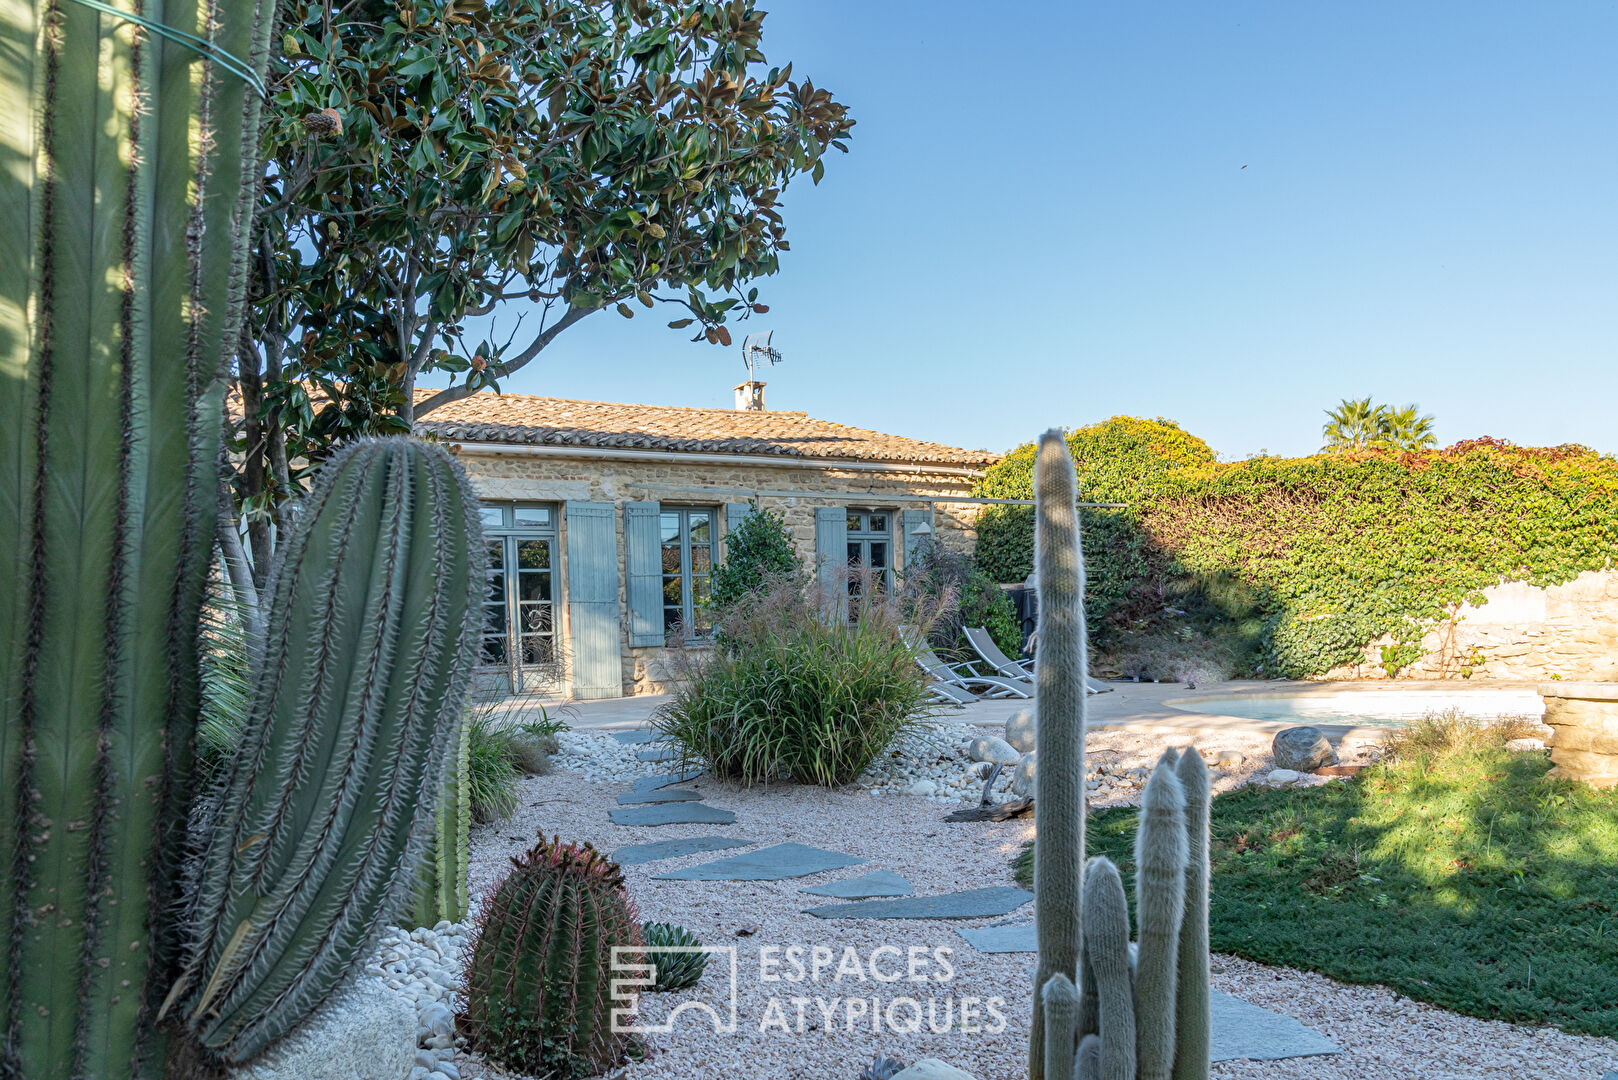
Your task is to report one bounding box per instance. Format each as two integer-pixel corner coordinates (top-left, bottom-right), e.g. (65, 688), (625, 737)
(1014, 717), (1618, 1036)
(974, 418), (1618, 677)
(655, 571), (938, 786)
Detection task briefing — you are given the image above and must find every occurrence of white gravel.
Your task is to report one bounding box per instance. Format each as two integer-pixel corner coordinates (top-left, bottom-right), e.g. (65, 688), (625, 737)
(405, 726), (1617, 1080)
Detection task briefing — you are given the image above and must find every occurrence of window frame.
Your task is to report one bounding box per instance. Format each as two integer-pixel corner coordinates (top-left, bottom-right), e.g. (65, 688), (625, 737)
(477, 501), (560, 693)
(659, 505), (717, 639)
(845, 509), (895, 596)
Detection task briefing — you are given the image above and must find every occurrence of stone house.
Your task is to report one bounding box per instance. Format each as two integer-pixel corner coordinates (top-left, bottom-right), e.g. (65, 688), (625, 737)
(417, 382), (1001, 699)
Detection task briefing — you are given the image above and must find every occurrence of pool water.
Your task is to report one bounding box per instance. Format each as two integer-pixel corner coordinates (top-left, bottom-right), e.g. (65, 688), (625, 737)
(1168, 689), (1545, 728)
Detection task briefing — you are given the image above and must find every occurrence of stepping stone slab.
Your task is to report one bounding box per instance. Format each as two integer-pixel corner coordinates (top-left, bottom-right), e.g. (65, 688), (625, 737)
(1209, 991), (1340, 1062)
(611, 729), (664, 745)
(654, 842), (863, 882)
(631, 769), (705, 792)
(637, 747), (684, 762)
(616, 787), (703, 805)
(955, 923), (1037, 953)
(608, 803), (736, 827)
(803, 886), (1032, 920)
(801, 870), (914, 899)
(612, 837), (752, 866)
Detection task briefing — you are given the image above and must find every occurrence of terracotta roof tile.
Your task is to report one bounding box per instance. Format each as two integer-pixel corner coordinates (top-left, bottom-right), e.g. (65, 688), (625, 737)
(415, 390), (998, 469)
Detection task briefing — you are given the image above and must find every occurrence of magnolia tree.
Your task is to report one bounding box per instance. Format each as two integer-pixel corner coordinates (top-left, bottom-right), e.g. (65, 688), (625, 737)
(232, 0), (853, 580)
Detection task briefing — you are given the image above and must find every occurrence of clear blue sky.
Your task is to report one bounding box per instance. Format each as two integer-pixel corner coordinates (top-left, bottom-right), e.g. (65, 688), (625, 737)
(451, 1), (1618, 460)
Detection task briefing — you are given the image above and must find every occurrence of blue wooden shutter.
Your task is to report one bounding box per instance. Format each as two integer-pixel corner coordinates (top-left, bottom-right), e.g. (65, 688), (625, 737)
(902, 507), (936, 566)
(565, 501), (621, 699)
(814, 507), (847, 591)
(724, 502), (750, 557)
(625, 501), (663, 647)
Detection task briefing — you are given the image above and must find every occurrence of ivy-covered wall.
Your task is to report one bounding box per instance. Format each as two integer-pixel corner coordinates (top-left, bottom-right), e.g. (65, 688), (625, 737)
(974, 420), (1618, 680)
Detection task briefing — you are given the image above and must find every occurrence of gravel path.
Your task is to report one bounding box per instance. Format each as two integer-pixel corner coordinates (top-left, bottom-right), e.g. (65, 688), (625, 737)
(453, 727), (1618, 1080)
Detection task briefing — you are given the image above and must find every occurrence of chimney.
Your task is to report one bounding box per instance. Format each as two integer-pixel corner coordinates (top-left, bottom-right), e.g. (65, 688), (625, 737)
(733, 380), (766, 411)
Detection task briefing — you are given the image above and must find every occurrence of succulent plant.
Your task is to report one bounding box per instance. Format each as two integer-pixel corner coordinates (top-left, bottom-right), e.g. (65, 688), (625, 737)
(462, 838), (644, 1077)
(642, 921), (708, 992)
(1026, 430), (1213, 1080)
(415, 711), (473, 927)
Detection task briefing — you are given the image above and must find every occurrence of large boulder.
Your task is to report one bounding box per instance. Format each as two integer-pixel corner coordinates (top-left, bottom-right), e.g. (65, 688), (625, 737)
(1271, 726), (1337, 772)
(1010, 752), (1037, 798)
(967, 736), (1022, 766)
(1004, 709), (1037, 753)
(232, 977), (415, 1080)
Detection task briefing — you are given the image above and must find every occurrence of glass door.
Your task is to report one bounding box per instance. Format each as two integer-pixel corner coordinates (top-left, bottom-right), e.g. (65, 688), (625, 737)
(845, 510), (893, 608)
(478, 504), (560, 694)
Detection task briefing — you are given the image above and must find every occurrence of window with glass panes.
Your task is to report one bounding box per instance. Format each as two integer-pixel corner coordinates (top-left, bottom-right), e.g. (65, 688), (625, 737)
(660, 507), (715, 637)
(846, 510), (893, 597)
(477, 503), (559, 693)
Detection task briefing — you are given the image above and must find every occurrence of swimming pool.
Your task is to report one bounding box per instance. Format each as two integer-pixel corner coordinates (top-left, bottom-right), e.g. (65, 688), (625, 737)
(1166, 688), (1545, 728)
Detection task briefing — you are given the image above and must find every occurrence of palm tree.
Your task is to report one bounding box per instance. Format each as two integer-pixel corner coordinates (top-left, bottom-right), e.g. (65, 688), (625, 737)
(1321, 397), (1388, 451)
(1375, 404), (1438, 450)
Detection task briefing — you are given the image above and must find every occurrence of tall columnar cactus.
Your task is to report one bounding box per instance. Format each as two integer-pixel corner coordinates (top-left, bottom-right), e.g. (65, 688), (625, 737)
(414, 713), (473, 928)
(1030, 430), (1088, 1077)
(462, 838), (645, 1078)
(174, 438), (484, 1064)
(0, 0), (275, 1071)
(1028, 430), (1213, 1080)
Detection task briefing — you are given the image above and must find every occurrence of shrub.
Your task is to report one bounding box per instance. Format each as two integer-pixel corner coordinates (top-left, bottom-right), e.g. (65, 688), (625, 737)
(708, 502), (804, 614)
(655, 571), (938, 786)
(462, 839), (643, 1077)
(974, 422), (1618, 679)
(902, 541), (1022, 660)
(1378, 708), (1545, 765)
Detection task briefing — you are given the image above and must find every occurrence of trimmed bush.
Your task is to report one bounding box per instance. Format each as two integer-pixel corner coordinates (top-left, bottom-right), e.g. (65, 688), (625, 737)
(654, 572), (937, 786)
(975, 422), (1618, 678)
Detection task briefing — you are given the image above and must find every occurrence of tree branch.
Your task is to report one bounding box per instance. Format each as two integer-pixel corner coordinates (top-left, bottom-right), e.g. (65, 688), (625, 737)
(412, 303), (597, 419)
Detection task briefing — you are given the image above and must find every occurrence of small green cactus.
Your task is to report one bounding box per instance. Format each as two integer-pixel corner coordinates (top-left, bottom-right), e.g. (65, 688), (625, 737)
(642, 922), (708, 992)
(414, 713), (473, 927)
(462, 838), (644, 1077)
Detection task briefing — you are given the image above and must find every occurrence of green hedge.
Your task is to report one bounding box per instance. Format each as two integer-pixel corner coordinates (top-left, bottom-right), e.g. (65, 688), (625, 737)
(975, 421), (1618, 678)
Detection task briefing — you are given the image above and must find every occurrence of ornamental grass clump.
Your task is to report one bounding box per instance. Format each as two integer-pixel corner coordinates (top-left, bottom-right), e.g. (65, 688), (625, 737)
(655, 570), (942, 786)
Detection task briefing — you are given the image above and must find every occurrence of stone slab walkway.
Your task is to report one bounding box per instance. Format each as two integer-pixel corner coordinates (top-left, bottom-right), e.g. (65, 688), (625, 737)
(612, 836), (752, 866)
(803, 886), (1033, 921)
(801, 870), (914, 899)
(653, 842), (864, 882)
(607, 803), (736, 827)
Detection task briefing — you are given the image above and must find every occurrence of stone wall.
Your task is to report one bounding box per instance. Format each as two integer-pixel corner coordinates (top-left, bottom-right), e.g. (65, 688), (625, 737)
(452, 447), (984, 697)
(1325, 569), (1618, 683)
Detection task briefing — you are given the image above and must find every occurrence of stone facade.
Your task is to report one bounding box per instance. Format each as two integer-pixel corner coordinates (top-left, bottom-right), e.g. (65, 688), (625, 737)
(1539, 682), (1618, 788)
(452, 446), (985, 698)
(1325, 569), (1618, 683)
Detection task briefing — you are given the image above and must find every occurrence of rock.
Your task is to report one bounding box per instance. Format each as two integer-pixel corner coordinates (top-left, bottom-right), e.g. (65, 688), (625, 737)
(1004, 709), (1037, 753)
(1010, 753), (1037, 798)
(891, 1060), (978, 1080)
(231, 977), (416, 1080)
(967, 736), (1021, 766)
(1265, 769), (1304, 787)
(418, 1003), (453, 1039)
(1505, 737), (1546, 752)
(904, 779), (939, 797)
(413, 1051), (437, 1071)
(1216, 750), (1245, 769)
(1272, 726), (1338, 771)
(432, 1063), (459, 1080)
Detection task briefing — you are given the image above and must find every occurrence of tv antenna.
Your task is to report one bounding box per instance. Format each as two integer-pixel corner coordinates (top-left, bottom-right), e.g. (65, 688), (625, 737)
(740, 330), (782, 382)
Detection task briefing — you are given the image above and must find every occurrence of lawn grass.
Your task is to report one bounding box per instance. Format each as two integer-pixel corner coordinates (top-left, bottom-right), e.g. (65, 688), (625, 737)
(1012, 734), (1618, 1036)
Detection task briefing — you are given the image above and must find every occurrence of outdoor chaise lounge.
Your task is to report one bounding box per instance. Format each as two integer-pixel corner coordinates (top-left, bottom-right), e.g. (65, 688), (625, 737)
(963, 626), (1112, 695)
(910, 639), (1034, 700)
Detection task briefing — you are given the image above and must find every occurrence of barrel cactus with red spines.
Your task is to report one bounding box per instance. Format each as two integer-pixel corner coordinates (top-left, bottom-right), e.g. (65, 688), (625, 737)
(461, 838), (645, 1076)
